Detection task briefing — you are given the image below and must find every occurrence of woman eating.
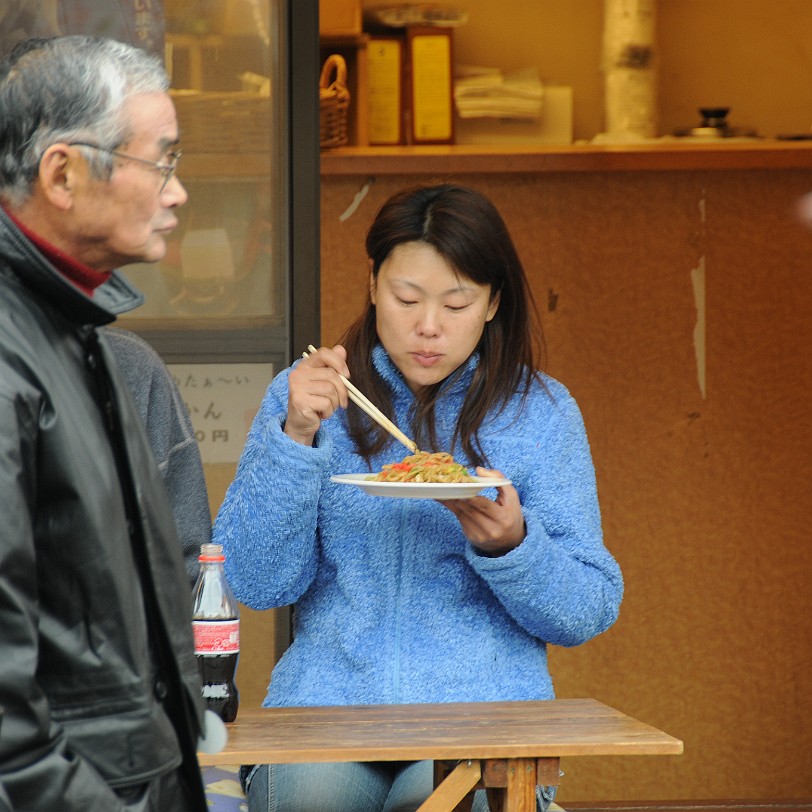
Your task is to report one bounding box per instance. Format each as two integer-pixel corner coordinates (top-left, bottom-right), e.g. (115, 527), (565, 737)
(213, 182), (624, 812)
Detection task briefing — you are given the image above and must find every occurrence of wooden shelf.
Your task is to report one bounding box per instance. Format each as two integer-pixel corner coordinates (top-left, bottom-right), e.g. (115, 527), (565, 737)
(181, 153), (273, 179)
(321, 140), (812, 175)
(117, 314), (283, 333)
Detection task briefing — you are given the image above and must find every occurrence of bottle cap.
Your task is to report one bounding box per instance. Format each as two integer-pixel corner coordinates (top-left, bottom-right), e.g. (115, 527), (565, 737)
(198, 543), (225, 563)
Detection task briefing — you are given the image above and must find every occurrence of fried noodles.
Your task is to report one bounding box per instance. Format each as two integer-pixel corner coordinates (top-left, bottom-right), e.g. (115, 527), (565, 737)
(367, 451), (475, 483)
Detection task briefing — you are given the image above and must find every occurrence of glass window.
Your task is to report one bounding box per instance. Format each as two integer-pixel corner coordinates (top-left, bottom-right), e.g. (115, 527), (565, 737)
(0, 0), (318, 366)
(127, 0), (289, 364)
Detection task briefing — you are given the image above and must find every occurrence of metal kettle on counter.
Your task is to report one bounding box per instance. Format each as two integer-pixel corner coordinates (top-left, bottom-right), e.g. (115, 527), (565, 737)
(673, 107), (760, 139)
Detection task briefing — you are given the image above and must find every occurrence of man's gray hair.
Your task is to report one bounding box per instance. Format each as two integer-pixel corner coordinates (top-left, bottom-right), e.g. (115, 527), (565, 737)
(0, 36), (170, 207)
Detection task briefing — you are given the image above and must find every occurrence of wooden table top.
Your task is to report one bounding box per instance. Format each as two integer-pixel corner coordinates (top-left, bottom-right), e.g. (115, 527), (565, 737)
(198, 697), (683, 767)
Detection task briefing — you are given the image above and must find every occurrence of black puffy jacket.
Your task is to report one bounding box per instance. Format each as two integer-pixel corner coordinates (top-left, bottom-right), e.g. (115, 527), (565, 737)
(0, 209), (206, 810)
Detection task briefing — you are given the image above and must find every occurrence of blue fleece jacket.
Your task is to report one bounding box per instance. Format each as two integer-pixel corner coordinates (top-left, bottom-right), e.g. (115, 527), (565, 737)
(214, 347), (623, 707)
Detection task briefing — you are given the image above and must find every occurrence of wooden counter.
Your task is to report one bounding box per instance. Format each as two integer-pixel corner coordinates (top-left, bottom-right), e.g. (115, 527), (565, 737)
(320, 140), (812, 175)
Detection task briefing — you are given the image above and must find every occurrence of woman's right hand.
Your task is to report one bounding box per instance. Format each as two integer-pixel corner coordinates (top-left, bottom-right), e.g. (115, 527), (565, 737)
(284, 344), (351, 446)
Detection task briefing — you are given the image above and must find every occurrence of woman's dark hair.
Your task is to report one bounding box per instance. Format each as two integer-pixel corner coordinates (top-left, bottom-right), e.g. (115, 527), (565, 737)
(341, 182), (546, 467)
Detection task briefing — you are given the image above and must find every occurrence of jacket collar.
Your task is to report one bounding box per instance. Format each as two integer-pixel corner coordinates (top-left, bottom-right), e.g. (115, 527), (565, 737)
(0, 206), (144, 327)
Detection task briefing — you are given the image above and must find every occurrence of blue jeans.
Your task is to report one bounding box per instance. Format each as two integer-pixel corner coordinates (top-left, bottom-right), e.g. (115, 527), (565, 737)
(241, 761), (555, 812)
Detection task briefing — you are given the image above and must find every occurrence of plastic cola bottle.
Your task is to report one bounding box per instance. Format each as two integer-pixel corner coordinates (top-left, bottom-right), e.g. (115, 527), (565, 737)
(191, 543), (240, 722)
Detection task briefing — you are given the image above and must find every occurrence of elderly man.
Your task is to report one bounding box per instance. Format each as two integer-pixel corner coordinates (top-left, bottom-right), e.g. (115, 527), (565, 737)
(0, 36), (208, 810)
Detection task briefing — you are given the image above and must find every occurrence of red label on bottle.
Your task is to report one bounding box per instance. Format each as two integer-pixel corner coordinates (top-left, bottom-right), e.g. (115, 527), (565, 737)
(193, 620), (240, 655)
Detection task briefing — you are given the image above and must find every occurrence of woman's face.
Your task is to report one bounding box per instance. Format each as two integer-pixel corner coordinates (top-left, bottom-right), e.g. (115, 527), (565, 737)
(370, 241), (500, 395)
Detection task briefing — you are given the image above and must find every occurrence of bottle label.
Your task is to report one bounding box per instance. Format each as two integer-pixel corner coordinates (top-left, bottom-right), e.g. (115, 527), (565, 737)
(193, 620), (240, 655)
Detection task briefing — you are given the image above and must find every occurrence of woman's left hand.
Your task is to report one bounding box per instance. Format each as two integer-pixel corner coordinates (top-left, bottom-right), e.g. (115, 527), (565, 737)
(438, 468), (526, 556)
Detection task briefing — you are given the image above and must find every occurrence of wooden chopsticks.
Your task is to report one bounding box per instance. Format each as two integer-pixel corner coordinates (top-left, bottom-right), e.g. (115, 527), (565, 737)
(302, 345), (417, 454)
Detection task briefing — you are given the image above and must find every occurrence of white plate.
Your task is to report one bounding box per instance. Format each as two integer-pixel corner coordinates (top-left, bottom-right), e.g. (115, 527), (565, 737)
(330, 473), (512, 500)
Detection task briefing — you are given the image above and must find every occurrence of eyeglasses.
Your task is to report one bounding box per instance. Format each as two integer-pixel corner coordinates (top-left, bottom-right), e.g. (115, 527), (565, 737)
(68, 141), (181, 191)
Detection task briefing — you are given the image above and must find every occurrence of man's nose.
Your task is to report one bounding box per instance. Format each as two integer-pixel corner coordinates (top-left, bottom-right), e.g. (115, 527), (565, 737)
(162, 174), (188, 206)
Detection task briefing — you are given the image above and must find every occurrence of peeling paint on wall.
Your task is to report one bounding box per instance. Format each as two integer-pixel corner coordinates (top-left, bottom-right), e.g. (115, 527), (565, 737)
(691, 189), (706, 400)
(548, 288), (559, 312)
(690, 258), (706, 399)
(691, 191), (707, 399)
(339, 177), (374, 222)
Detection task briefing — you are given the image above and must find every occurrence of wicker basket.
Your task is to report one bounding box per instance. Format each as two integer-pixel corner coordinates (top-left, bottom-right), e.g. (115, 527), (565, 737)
(319, 54), (350, 149)
(171, 91), (270, 153)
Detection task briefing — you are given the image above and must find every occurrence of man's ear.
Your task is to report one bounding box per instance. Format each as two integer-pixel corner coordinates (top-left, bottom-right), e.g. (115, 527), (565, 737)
(37, 144), (77, 211)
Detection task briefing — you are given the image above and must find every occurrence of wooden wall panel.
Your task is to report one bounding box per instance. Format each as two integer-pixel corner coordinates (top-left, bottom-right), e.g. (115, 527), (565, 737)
(320, 169), (812, 801)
